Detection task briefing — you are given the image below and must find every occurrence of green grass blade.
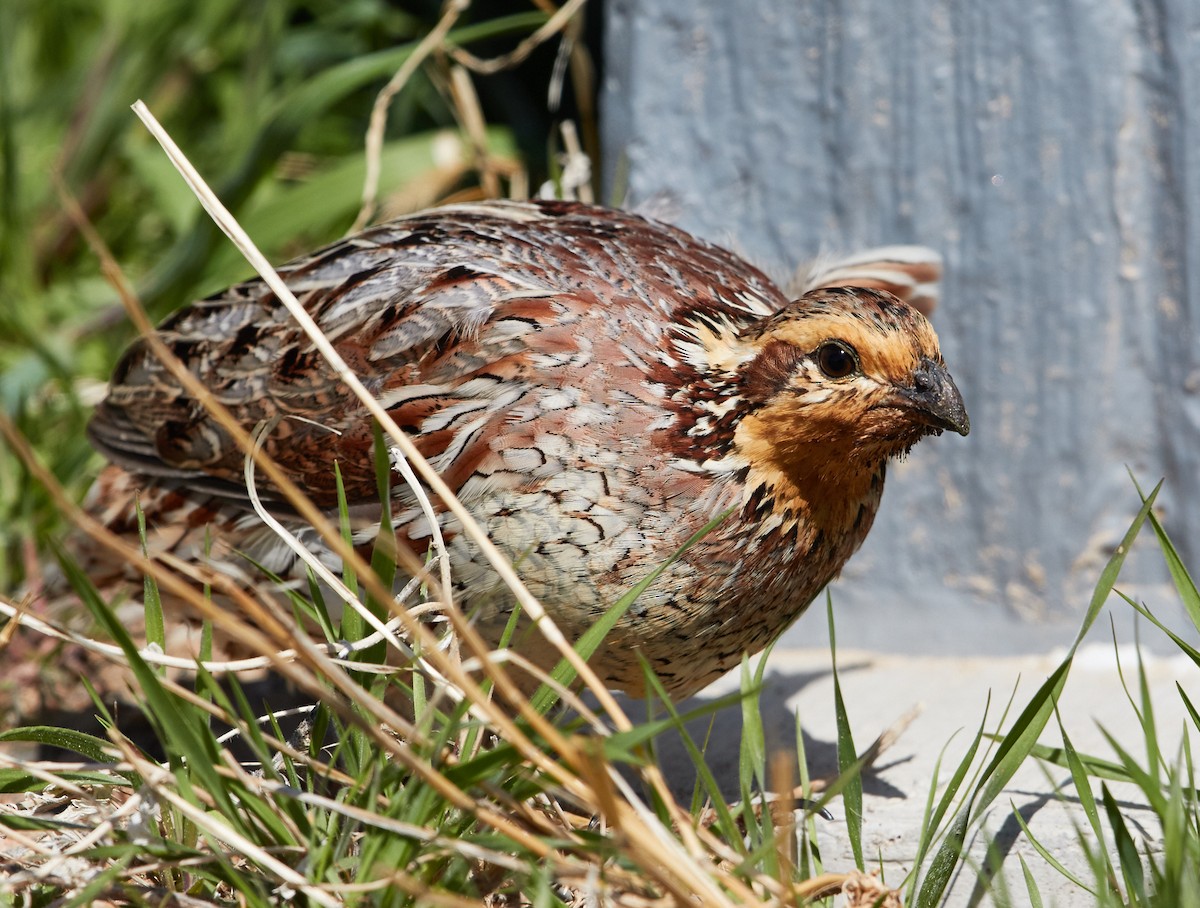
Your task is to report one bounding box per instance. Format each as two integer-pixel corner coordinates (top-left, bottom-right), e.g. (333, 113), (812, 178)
(1101, 783), (1146, 904)
(0, 726), (118, 764)
(0, 770), (130, 795)
(1120, 591), (1200, 671)
(1143, 504), (1200, 634)
(603, 691), (748, 765)
(640, 670), (742, 843)
(1160, 752), (1188, 904)
(904, 725), (976, 903)
(916, 809), (971, 908)
(738, 654), (768, 803)
(1134, 640), (1162, 785)
(828, 595), (863, 870)
(1017, 853), (1045, 908)
(1096, 725), (1169, 818)
(977, 660), (1073, 819)
(1073, 480), (1160, 654)
(51, 542), (244, 826)
(135, 496), (166, 657)
(917, 660), (1072, 907)
(1179, 683), (1200, 734)
(335, 460), (358, 601)
(369, 423), (398, 615)
(919, 491), (1160, 906)
(1024, 741), (1151, 785)
(1010, 808), (1093, 895)
(1052, 709), (1115, 888)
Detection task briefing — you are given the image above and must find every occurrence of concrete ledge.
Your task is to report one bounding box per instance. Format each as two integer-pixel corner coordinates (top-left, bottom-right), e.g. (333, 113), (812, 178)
(651, 645), (1199, 904)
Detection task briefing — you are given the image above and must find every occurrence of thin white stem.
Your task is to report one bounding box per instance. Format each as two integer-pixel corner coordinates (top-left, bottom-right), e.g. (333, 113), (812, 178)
(388, 445), (454, 605)
(242, 420), (413, 659)
(131, 98), (631, 730)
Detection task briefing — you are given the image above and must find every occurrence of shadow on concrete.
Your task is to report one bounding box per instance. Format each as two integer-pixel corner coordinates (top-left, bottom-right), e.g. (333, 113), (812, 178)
(611, 661), (909, 804)
(961, 790), (1057, 907)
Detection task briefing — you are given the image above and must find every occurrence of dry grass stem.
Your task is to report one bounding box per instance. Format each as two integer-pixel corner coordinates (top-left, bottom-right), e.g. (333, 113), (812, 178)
(448, 64), (501, 199)
(120, 111), (733, 888)
(120, 749), (342, 908)
(129, 99), (631, 739)
(0, 394), (573, 871)
(548, 119), (593, 201)
(0, 594), (284, 674)
(449, 0), (588, 75)
(387, 443), (454, 602)
(353, 0), (471, 232)
(242, 421), (419, 661)
(42, 109), (753, 899)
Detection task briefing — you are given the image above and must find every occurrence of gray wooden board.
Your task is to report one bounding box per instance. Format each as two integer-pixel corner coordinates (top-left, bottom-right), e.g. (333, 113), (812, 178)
(600, 0), (1200, 653)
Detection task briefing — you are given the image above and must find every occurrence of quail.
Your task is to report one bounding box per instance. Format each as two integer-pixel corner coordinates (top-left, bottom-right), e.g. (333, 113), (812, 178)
(82, 200), (969, 698)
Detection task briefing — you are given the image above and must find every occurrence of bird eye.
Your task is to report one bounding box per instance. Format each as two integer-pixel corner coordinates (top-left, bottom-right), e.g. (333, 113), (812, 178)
(816, 341), (859, 379)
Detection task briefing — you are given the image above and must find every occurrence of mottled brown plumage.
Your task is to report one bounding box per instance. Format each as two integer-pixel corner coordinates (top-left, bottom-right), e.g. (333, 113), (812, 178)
(83, 199), (968, 698)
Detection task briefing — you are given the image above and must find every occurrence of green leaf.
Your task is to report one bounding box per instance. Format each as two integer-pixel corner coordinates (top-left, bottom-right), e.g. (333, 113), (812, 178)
(1096, 725), (1169, 818)
(1178, 683), (1200, 734)
(335, 460), (358, 601)
(1010, 808), (1093, 895)
(918, 660), (1073, 907)
(604, 689), (749, 765)
(918, 488), (1159, 907)
(640, 668), (743, 844)
(738, 654), (767, 802)
(905, 711), (986, 904)
(0, 811), (91, 830)
(369, 422), (398, 617)
(1023, 740), (1137, 786)
(1053, 709), (1120, 873)
(1120, 592), (1200, 673)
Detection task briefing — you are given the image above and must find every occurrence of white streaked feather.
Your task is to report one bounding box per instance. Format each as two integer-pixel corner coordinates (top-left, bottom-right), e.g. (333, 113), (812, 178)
(792, 245), (943, 317)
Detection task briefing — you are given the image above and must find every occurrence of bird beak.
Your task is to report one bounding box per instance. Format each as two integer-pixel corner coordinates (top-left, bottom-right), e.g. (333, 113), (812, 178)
(892, 359), (970, 436)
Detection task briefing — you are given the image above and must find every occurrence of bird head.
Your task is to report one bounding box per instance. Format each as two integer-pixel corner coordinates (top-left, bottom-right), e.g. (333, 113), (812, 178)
(732, 287), (969, 476)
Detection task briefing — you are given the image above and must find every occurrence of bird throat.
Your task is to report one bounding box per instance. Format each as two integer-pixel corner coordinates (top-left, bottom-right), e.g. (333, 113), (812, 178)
(732, 407), (887, 551)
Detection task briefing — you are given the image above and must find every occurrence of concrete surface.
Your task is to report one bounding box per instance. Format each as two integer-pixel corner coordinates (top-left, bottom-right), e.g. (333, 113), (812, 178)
(651, 642), (1200, 906)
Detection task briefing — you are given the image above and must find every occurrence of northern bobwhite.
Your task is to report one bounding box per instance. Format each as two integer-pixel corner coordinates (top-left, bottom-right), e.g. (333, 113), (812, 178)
(81, 199), (968, 699)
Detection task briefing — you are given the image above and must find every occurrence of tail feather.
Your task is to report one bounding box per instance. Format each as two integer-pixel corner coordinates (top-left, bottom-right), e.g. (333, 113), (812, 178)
(794, 245), (943, 317)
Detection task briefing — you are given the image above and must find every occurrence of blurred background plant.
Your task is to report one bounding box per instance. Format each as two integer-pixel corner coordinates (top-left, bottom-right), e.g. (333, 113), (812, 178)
(0, 0), (600, 592)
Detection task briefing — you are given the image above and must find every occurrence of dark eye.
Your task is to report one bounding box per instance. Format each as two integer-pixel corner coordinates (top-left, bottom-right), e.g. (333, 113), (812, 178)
(816, 341), (859, 379)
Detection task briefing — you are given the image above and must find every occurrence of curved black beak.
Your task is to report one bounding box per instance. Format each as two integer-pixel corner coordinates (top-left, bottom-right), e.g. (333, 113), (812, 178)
(894, 358), (970, 435)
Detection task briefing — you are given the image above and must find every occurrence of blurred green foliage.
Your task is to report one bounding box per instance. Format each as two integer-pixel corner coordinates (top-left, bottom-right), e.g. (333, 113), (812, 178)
(0, 0), (594, 590)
